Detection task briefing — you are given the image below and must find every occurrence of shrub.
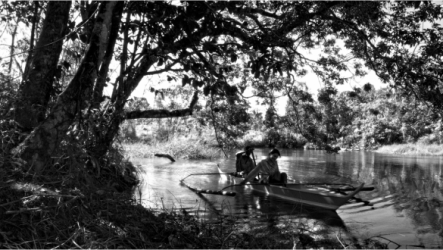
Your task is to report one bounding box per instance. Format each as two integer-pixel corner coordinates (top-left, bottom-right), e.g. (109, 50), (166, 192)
(377, 143), (443, 156)
(417, 134), (440, 145)
(237, 130), (267, 148)
(281, 133), (307, 148)
(119, 120), (138, 142)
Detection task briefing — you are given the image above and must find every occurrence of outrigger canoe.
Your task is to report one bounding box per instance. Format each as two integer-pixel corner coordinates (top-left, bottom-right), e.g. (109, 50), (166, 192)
(180, 171), (371, 210)
(223, 173), (365, 210)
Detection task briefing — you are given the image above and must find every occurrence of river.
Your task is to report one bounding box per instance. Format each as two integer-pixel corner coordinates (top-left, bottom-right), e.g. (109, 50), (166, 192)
(131, 148), (443, 249)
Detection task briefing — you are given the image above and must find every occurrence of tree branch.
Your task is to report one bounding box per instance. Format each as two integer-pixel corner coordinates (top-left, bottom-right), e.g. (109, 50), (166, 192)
(124, 91), (199, 120)
(125, 109), (193, 119)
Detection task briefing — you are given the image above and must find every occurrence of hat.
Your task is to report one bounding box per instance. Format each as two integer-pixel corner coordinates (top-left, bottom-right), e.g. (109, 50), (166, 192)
(269, 148), (281, 157)
(244, 146), (254, 152)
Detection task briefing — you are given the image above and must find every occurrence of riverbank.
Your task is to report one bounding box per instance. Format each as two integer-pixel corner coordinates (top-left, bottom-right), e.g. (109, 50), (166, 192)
(120, 125), (305, 157)
(376, 143), (443, 156)
(122, 137), (303, 161)
(123, 138), (222, 160)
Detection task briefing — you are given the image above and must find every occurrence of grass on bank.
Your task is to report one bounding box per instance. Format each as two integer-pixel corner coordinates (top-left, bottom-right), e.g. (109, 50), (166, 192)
(123, 136), (222, 160)
(122, 129), (306, 161)
(121, 123), (223, 160)
(376, 143), (443, 156)
(120, 121), (307, 161)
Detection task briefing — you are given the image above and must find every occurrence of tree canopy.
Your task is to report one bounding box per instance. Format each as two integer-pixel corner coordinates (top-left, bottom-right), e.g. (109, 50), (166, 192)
(1, 1), (442, 170)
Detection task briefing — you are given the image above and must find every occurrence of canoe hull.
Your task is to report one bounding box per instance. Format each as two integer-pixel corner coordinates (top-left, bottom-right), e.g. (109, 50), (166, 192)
(227, 175), (364, 210)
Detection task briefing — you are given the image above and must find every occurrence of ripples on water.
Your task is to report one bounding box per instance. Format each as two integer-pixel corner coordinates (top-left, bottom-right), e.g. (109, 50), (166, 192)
(133, 148), (443, 248)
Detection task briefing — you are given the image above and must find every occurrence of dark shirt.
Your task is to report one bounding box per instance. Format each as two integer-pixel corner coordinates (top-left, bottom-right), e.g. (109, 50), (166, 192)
(235, 152), (255, 174)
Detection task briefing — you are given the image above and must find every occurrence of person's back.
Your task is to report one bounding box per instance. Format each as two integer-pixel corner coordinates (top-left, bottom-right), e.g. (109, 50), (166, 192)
(254, 157), (280, 181)
(235, 146), (256, 175)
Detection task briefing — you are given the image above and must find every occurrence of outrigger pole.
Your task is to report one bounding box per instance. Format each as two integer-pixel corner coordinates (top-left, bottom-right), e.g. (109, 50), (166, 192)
(180, 172), (237, 196)
(180, 181), (236, 196)
(180, 172), (234, 181)
(181, 172), (374, 196)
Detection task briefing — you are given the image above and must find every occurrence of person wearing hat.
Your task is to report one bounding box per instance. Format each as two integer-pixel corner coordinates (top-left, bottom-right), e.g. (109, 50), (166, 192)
(235, 146), (256, 176)
(240, 148), (287, 186)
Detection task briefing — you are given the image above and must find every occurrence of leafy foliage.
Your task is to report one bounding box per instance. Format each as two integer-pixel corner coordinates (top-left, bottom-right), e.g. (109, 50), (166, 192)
(284, 85), (443, 150)
(2, 0), (442, 175)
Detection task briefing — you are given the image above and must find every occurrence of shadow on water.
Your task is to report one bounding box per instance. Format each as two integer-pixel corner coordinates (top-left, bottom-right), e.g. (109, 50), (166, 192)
(133, 148), (443, 248)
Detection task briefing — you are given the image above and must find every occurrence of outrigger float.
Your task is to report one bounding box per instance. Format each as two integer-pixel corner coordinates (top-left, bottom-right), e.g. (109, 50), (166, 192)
(180, 169), (374, 210)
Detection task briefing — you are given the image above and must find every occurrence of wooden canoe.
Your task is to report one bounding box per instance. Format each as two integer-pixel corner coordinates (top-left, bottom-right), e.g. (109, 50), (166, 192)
(180, 169), (370, 210)
(222, 173), (365, 210)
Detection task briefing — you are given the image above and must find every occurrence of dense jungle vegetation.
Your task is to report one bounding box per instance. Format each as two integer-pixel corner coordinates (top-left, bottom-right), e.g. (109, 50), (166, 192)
(1, 1), (442, 248)
(122, 83), (443, 158)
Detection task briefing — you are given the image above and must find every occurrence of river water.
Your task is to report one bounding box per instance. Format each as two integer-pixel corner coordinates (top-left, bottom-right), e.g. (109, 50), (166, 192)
(132, 148), (443, 249)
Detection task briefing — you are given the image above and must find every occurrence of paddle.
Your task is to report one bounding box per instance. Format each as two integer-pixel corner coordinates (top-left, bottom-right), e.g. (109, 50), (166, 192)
(329, 188), (372, 206)
(251, 151), (257, 167)
(300, 183), (374, 192)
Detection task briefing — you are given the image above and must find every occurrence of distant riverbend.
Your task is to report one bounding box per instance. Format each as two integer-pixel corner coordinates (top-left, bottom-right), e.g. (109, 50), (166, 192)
(376, 143), (443, 156)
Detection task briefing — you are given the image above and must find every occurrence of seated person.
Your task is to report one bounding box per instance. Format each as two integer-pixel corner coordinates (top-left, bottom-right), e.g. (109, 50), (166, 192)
(235, 146), (256, 176)
(240, 148), (287, 186)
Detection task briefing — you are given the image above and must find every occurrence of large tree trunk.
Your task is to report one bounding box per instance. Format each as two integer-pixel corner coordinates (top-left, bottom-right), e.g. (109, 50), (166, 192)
(92, 2), (124, 108)
(8, 24), (17, 75)
(15, 2), (120, 172)
(14, 1), (71, 131)
(23, 1), (40, 76)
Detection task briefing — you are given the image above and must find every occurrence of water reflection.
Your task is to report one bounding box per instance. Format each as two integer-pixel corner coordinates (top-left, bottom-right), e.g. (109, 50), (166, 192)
(338, 152), (443, 248)
(133, 149), (443, 248)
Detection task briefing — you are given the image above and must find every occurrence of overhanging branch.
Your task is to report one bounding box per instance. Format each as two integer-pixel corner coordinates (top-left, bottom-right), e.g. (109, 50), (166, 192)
(125, 109), (193, 119)
(124, 91), (199, 120)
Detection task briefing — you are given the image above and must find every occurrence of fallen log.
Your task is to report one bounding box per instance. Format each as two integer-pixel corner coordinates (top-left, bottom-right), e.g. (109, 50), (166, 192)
(154, 153), (175, 162)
